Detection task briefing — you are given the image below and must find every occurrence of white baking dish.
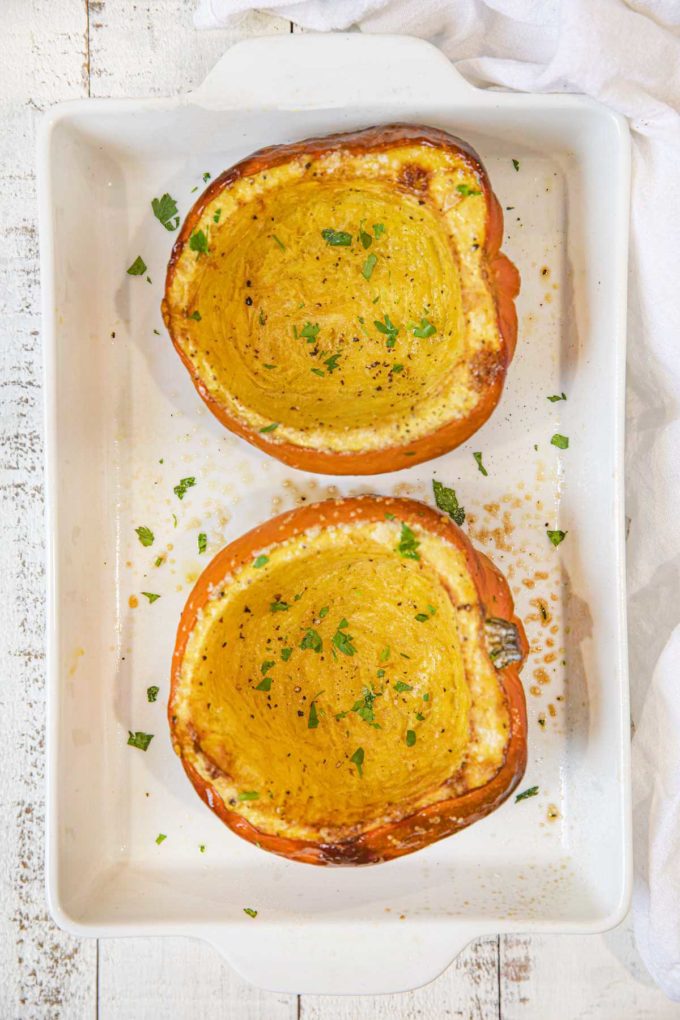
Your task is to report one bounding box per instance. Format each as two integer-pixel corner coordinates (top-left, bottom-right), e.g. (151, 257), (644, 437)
(39, 33), (631, 995)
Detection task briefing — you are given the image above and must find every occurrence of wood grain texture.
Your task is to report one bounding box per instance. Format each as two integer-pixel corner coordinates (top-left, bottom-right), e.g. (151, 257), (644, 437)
(1, 2), (97, 1018)
(300, 937), (500, 1020)
(3, 0), (680, 1016)
(499, 920), (680, 1019)
(98, 938), (297, 1020)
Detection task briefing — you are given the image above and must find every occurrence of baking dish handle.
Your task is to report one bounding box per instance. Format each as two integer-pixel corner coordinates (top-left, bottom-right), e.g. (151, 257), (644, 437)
(206, 922), (478, 995)
(191, 33), (477, 110)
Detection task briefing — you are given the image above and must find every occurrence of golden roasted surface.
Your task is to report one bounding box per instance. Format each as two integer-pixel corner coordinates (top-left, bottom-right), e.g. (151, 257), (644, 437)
(172, 519), (510, 844)
(164, 132), (502, 456)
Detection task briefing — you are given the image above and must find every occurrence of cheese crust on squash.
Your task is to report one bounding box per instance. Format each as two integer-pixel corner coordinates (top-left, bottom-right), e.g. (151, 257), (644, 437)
(169, 496), (528, 865)
(162, 125), (520, 475)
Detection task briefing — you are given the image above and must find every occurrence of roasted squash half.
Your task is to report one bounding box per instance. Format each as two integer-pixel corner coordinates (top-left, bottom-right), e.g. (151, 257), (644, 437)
(169, 496), (527, 865)
(162, 125), (520, 475)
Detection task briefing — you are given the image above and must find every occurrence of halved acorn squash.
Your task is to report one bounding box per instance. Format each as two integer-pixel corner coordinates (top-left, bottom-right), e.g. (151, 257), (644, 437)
(162, 125), (520, 475)
(169, 496), (527, 865)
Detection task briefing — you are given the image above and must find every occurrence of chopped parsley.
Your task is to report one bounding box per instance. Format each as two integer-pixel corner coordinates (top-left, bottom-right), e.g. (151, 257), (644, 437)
(147, 685), (159, 703)
(456, 184), (481, 196)
(397, 522), (420, 561)
(260, 660), (275, 675)
(515, 785), (539, 802)
(243, 907), (258, 918)
(270, 600), (290, 612)
(432, 479), (465, 526)
(308, 700), (320, 729)
(547, 529), (567, 547)
(321, 228), (352, 246)
(359, 224), (373, 249)
(255, 677), (272, 691)
(318, 606), (329, 619)
(350, 686), (381, 727)
(301, 321), (320, 343)
(198, 532), (207, 554)
(127, 731), (153, 751)
(199, 844), (206, 853)
(473, 452), (488, 476)
(512, 158), (520, 171)
(323, 353), (341, 374)
(174, 476), (196, 500)
(189, 229), (209, 255)
(415, 613), (430, 623)
(259, 422), (279, 434)
(300, 628), (322, 653)
(350, 747), (364, 777)
(127, 255), (147, 276)
(373, 223), (385, 238)
(151, 193), (180, 231)
(311, 368), (325, 378)
(411, 317), (436, 338)
(362, 253), (377, 280)
(281, 647), (292, 661)
(406, 729), (416, 747)
(203, 172), (211, 182)
(155, 833), (167, 844)
(272, 234), (286, 250)
(213, 209), (222, 224)
(551, 433), (569, 449)
(253, 555), (269, 568)
(391, 364), (404, 374)
(394, 681), (413, 693)
(547, 393), (567, 402)
(141, 592), (161, 603)
(332, 618), (356, 656)
(238, 791), (260, 801)
(374, 314), (399, 347)
(380, 646), (391, 661)
(188, 310), (202, 321)
(135, 525), (154, 547)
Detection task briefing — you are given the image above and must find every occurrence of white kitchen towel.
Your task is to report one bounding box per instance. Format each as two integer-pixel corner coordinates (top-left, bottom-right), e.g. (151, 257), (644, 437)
(194, 0), (680, 1000)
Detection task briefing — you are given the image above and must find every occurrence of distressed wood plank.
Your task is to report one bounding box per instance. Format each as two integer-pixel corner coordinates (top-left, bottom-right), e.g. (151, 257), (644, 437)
(87, 0), (290, 99)
(0, 1), (96, 1017)
(98, 938), (297, 1020)
(300, 937), (499, 1020)
(500, 918), (680, 1019)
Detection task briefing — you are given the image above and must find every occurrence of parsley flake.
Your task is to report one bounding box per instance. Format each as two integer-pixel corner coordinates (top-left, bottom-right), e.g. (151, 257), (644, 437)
(551, 433), (569, 449)
(189, 230), (209, 255)
(374, 314), (399, 346)
(253, 555), (269, 568)
(406, 729), (416, 747)
(300, 628), (322, 653)
(547, 393), (567, 402)
(362, 253), (377, 280)
(188, 310), (202, 321)
(198, 532), (207, 554)
(332, 619), (357, 656)
(515, 785), (539, 802)
(308, 701), (320, 729)
(380, 646), (391, 661)
(135, 525), (154, 547)
(260, 422), (279, 434)
(373, 223), (385, 238)
(512, 159), (520, 171)
(213, 209), (222, 224)
(359, 225), (372, 249)
(244, 907), (258, 918)
(473, 452), (488, 476)
(457, 183), (481, 196)
(432, 479), (465, 526)
(397, 522), (420, 561)
(547, 529), (567, 547)
(238, 791), (260, 801)
(301, 321), (320, 343)
(127, 731), (153, 751)
(255, 677), (272, 691)
(394, 681), (412, 693)
(141, 592), (161, 603)
(321, 228), (352, 246)
(272, 234), (286, 251)
(270, 600), (289, 612)
(127, 256), (147, 276)
(411, 317), (436, 338)
(151, 193), (179, 231)
(147, 685), (159, 703)
(281, 647), (292, 661)
(323, 353), (341, 374)
(174, 476), (196, 500)
(155, 833), (167, 844)
(350, 747), (364, 777)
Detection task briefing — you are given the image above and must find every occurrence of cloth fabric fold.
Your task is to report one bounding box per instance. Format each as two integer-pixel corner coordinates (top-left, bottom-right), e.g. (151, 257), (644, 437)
(194, 0), (680, 999)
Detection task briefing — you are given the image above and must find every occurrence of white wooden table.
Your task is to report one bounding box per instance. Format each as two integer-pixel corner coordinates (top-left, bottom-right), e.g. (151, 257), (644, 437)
(2, 2), (679, 1016)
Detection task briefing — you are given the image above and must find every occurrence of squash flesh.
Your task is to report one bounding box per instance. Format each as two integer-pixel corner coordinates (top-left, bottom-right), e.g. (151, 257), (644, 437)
(173, 520), (510, 844)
